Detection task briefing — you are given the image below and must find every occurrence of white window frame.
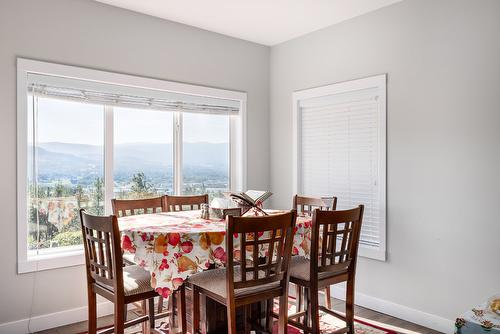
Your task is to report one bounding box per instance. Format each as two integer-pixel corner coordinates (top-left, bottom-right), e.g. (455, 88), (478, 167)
(292, 74), (387, 261)
(17, 58), (247, 273)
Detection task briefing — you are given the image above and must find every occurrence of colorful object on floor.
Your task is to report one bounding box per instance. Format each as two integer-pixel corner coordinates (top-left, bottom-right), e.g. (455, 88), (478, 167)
(118, 209), (313, 297)
(455, 301), (500, 333)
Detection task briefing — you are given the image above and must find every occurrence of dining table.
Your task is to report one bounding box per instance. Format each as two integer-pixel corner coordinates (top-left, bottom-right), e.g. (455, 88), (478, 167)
(118, 209), (313, 299)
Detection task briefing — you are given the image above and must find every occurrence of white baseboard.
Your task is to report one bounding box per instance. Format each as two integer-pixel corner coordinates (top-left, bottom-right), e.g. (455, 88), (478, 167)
(0, 301), (114, 334)
(331, 286), (454, 333)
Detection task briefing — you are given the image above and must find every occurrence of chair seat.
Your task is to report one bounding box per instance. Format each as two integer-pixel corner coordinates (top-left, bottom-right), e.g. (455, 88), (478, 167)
(188, 267), (280, 299)
(289, 256), (348, 282)
(99, 265), (153, 296)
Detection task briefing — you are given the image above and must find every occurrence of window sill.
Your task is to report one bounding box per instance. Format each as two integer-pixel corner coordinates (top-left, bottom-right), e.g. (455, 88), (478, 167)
(358, 243), (386, 261)
(18, 248), (85, 274)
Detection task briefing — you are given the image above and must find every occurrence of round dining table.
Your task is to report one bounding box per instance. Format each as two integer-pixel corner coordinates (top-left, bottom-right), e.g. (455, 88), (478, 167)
(119, 209), (312, 298)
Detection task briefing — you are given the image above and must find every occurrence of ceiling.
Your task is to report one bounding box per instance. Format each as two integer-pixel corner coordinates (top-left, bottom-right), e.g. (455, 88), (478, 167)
(95, 0), (402, 46)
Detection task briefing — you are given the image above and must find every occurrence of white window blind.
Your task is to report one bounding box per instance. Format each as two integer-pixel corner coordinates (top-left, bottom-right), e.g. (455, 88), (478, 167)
(27, 73), (240, 115)
(294, 74), (386, 260)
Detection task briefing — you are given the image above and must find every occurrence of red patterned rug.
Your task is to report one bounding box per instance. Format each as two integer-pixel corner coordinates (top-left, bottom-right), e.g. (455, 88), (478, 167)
(81, 309), (397, 334)
(79, 295), (396, 334)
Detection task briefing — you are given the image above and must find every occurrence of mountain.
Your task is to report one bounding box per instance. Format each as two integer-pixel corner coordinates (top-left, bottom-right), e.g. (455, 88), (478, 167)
(35, 142), (229, 180)
(35, 145), (103, 183)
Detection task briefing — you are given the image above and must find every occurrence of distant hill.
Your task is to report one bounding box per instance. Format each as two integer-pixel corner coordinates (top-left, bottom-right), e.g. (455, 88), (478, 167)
(36, 142), (229, 179)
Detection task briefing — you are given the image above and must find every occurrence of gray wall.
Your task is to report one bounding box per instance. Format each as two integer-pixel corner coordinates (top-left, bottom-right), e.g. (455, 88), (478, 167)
(0, 0), (269, 326)
(2, 0), (500, 331)
(270, 0), (500, 325)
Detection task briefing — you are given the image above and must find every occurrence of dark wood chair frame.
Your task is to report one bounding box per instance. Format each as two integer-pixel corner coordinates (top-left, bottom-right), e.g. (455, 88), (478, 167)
(190, 211), (297, 334)
(292, 194), (338, 309)
(80, 209), (156, 334)
(293, 194), (338, 216)
(286, 206), (364, 334)
(111, 196), (186, 334)
(163, 194), (209, 212)
(111, 196), (165, 217)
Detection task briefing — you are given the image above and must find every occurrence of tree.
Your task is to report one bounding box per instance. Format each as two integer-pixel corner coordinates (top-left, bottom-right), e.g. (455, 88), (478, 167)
(130, 172), (155, 198)
(74, 185), (84, 209)
(54, 182), (64, 197)
(92, 177), (104, 215)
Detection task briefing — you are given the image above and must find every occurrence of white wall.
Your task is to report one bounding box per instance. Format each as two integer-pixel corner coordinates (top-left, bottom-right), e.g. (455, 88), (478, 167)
(0, 0), (269, 330)
(270, 0), (500, 330)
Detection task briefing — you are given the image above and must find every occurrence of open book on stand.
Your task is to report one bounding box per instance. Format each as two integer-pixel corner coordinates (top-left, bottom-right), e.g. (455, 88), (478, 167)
(226, 190), (272, 215)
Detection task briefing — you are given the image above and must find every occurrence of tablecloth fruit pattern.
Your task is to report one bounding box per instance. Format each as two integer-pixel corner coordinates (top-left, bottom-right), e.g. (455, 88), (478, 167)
(119, 210), (312, 298)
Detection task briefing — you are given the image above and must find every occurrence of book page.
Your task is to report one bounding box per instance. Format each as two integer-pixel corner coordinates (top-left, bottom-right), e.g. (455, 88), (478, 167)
(244, 190), (267, 202)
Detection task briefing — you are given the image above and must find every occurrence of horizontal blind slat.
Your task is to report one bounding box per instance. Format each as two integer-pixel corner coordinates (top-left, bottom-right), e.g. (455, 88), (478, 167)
(300, 90), (382, 246)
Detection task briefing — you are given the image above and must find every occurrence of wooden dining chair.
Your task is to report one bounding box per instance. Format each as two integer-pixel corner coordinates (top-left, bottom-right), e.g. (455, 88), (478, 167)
(163, 194), (209, 212)
(79, 209), (156, 334)
(287, 206), (364, 334)
(111, 196), (165, 265)
(292, 194), (338, 309)
(293, 194), (337, 216)
(111, 196), (185, 333)
(188, 211), (297, 334)
(111, 196), (165, 218)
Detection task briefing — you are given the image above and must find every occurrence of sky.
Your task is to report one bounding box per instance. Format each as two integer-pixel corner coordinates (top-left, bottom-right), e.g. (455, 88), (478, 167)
(33, 97), (230, 145)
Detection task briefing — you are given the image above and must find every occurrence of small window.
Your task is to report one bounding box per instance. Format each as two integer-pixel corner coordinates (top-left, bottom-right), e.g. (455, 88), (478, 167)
(293, 74), (387, 261)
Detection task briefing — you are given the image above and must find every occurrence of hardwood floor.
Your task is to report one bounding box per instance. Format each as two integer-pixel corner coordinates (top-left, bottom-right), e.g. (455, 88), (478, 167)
(35, 297), (442, 334)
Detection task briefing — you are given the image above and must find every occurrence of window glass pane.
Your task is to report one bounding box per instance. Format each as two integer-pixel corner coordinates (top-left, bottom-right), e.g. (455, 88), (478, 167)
(28, 97), (104, 254)
(114, 107), (173, 199)
(182, 113), (230, 201)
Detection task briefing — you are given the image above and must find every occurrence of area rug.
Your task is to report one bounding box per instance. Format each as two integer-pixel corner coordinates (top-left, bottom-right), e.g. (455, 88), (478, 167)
(83, 314), (396, 334)
(80, 299), (396, 334)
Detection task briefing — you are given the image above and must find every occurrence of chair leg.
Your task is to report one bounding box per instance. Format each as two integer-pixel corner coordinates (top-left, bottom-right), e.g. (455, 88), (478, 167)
(157, 295), (164, 314)
(266, 298), (274, 333)
(114, 302), (125, 334)
(310, 286), (320, 334)
(296, 284), (303, 312)
(191, 286), (200, 334)
(141, 300), (148, 334)
(243, 305), (250, 334)
(177, 285), (187, 334)
(149, 298), (155, 329)
(346, 278), (355, 333)
(325, 286), (332, 309)
(302, 287), (310, 333)
(226, 303), (237, 334)
(278, 294), (288, 334)
(87, 291), (97, 334)
(169, 292), (176, 330)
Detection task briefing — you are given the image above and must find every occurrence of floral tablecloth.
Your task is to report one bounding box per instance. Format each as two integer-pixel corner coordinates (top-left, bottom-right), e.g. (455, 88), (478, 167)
(455, 303), (500, 333)
(119, 210), (312, 298)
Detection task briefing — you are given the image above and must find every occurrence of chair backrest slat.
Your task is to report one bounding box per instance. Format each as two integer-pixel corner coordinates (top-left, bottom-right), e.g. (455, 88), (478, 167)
(310, 206), (364, 278)
(293, 195), (337, 216)
(80, 209), (124, 294)
(226, 211), (296, 294)
(163, 194), (209, 212)
(111, 196), (164, 217)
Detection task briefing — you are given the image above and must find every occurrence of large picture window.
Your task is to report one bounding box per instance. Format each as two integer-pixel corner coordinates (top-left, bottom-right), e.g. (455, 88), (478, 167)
(17, 58), (246, 273)
(293, 74), (386, 261)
